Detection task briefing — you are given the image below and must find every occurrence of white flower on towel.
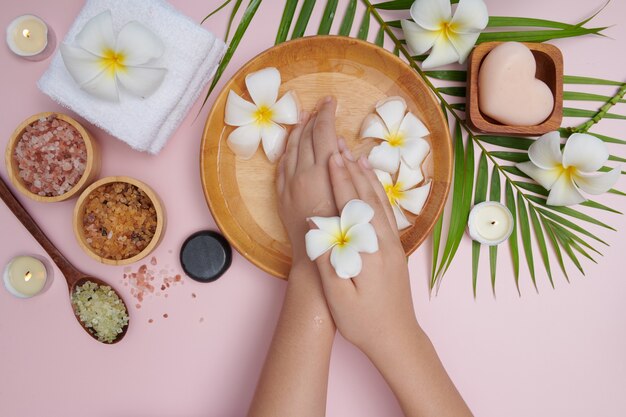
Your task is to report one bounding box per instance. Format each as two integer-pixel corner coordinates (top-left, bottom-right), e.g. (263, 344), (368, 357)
(224, 67), (299, 163)
(60, 10), (167, 102)
(305, 199), (379, 279)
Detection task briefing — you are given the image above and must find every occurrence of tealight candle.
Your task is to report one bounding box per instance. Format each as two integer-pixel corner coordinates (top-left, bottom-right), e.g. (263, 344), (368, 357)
(467, 202), (514, 246)
(3, 255), (48, 298)
(6, 15), (56, 61)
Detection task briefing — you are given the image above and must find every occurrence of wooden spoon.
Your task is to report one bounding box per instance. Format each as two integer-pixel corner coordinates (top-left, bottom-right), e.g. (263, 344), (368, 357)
(0, 176), (129, 344)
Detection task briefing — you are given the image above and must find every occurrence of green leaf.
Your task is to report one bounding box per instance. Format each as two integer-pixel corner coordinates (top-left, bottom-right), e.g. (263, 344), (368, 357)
(318, 0), (339, 35)
(563, 108), (626, 120)
(505, 182), (520, 292)
(517, 192), (537, 291)
(501, 165), (531, 179)
(357, 7), (371, 40)
(373, 0), (412, 9)
(201, 0), (232, 23)
(472, 241), (480, 297)
(609, 188), (626, 196)
(276, 0), (298, 44)
(550, 226), (586, 274)
(477, 26), (606, 44)
(580, 200), (622, 214)
(291, 0), (316, 39)
(471, 153), (488, 297)
(477, 135), (534, 150)
(374, 26), (385, 46)
(563, 75), (625, 86)
(515, 181), (548, 196)
(489, 246), (497, 295)
(490, 151), (530, 163)
(202, 0), (262, 109)
(425, 70), (467, 82)
(549, 221), (602, 257)
(532, 204), (608, 246)
(586, 132), (626, 145)
(528, 205), (553, 288)
(529, 197), (616, 231)
(431, 211), (444, 286)
(487, 16), (578, 30)
(541, 217), (569, 282)
(339, 0), (357, 36)
(438, 87), (467, 97)
(224, 0), (245, 41)
(450, 103), (466, 111)
(563, 91), (626, 104)
(488, 166), (500, 293)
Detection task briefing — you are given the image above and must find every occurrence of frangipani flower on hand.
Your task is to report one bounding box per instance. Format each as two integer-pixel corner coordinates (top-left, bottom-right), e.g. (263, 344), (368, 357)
(401, 0), (488, 69)
(376, 163), (431, 230)
(225, 67), (299, 162)
(60, 11), (167, 102)
(516, 131), (621, 206)
(305, 199), (379, 279)
(361, 96), (430, 174)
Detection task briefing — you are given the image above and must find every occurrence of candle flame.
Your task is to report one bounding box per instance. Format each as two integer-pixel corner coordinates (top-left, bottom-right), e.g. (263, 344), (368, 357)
(22, 29), (31, 38)
(24, 271), (32, 281)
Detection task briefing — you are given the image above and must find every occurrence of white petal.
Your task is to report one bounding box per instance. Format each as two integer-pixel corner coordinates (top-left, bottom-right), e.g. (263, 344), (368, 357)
(261, 122), (287, 163)
(75, 10), (115, 56)
(410, 0), (452, 31)
(447, 31), (480, 64)
(398, 112), (430, 138)
(562, 133), (609, 173)
(310, 216), (341, 235)
(270, 91), (299, 125)
(401, 19), (439, 56)
(340, 199), (374, 232)
(421, 33), (460, 69)
(116, 21), (165, 66)
(80, 69), (119, 101)
(60, 44), (106, 86)
(397, 161), (424, 190)
(400, 138), (430, 169)
(573, 166), (621, 195)
(305, 229), (337, 261)
(450, 0), (489, 33)
(398, 180), (431, 215)
(528, 131), (562, 170)
(516, 161), (562, 190)
(392, 204), (412, 230)
(330, 246), (362, 279)
(116, 66), (166, 98)
(245, 67), (280, 107)
(546, 173), (586, 206)
(375, 96), (407, 133)
(374, 169), (393, 187)
(227, 124), (262, 159)
(225, 90), (258, 126)
(368, 142), (401, 174)
(360, 114), (389, 140)
(345, 223), (379, 254)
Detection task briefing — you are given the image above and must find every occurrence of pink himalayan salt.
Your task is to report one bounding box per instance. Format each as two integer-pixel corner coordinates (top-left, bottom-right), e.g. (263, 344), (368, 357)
(14, 115), (87, 197)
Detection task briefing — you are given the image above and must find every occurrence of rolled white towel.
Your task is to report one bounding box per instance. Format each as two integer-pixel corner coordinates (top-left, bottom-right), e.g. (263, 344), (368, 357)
(38, 0), (226, 154)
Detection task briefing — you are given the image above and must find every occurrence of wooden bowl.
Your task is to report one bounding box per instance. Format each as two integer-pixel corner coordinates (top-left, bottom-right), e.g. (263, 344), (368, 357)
(201, 36), (452, 279)
(73, 176), (166, 266)
(5, 112), (100, 202)
(466, 41), (563, 136)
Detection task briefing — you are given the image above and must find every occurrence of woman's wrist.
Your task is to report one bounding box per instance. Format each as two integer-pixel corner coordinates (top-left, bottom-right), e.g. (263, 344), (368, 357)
(360, 318), (427, 364)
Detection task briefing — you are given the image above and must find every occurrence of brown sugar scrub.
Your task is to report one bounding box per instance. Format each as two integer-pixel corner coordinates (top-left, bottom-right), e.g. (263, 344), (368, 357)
(81, 182), (157, 260)
(13, 115), (87, 197)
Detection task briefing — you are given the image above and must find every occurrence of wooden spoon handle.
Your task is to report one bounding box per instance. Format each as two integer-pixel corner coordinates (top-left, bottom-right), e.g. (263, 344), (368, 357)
(0, 176), (81, 283)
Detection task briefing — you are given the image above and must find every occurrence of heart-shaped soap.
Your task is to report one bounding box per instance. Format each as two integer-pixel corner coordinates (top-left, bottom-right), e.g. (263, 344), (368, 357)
(478, 42), (554, 126)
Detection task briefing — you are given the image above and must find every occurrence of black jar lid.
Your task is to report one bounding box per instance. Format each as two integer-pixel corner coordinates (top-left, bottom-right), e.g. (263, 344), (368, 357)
(180, 230), (232, 283)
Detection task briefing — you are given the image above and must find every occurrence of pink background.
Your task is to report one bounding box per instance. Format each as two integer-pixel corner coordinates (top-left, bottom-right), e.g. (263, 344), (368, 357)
(1, 1), (625, 416)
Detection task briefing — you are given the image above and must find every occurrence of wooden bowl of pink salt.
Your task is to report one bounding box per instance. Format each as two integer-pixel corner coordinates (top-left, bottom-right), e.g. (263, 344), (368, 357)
(5, 112), (100, 202)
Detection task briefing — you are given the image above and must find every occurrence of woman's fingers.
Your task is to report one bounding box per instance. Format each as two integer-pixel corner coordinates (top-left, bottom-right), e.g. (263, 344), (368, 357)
(296, 113), (317, 170)
(328, 152), (359, 211)
(357, 156), (400, 235)
(284, 111), (309, 178)
(312, 96), (338, 165)
(276, 156), (286, 195)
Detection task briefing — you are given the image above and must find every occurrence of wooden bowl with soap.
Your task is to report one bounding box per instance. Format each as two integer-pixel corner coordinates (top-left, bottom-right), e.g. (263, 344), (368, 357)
(467, 41), (563, 135)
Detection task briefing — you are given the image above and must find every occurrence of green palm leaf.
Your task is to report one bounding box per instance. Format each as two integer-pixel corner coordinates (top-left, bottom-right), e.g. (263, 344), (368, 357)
(276, 0), (299, 44)
(488, 166), (501, 293)
(472, 153), (488, 296)
(528, 204), (553, 288)
(517, 192), (537, 291)
(339, 0), (357, 36)
(318, 0), (339, 35)
(291, 0), (317, 39)
(505, 182), (520, 292)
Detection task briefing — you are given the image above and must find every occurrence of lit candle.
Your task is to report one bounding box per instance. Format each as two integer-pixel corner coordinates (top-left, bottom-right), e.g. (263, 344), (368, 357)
(467, 202), (514, 246)
(3, 255), (48, 298)
(5, 15), (56, 61)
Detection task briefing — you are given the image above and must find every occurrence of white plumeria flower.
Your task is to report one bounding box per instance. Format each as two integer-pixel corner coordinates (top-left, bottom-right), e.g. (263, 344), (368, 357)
(305, 199), (379, 279)
(401, 0), (488, 69)
(225, 67), (299, 163)
(361, 96), (430, 174)
(375, 163), (432, 230)
(60, 11), (167, 102)
(516, 131), (621, 206)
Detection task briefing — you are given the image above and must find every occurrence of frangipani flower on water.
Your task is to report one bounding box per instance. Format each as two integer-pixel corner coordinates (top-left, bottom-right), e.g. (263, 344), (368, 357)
(60, 11), (167, 102)
(225, 67), (299, 163)
(516, 131), (621, 206)
(401, 0), (488, 69)
(360, 96), (430, 174)
(376, 162), (431, 230)
(305, 199), (379, 279)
